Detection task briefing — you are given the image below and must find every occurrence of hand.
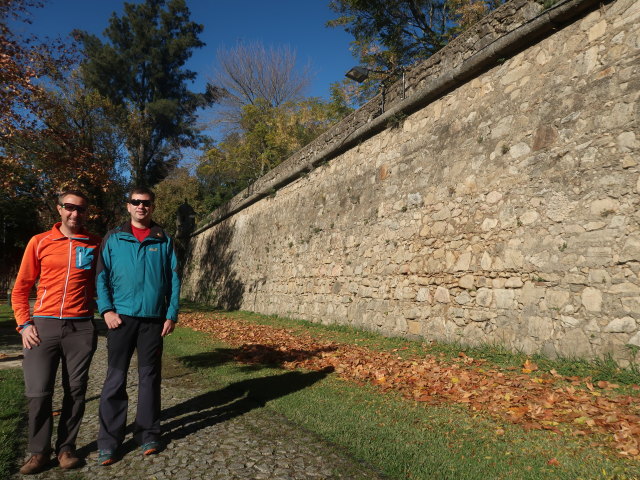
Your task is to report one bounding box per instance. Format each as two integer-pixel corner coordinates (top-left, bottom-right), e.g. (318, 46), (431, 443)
(104, 311), (123, 329)
(161, 319), (175, 337)
(21, 325), (40, 349)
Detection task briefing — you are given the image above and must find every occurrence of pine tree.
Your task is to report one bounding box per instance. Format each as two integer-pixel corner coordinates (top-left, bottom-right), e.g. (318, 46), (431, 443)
(78, 0), (216, 187)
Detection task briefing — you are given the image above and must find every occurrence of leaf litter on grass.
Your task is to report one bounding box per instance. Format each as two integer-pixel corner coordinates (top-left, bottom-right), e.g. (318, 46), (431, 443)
(180, 311), (640, 460)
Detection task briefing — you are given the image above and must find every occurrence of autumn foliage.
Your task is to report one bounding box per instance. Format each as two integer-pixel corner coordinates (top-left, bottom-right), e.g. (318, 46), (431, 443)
(181, 311), (640, 459)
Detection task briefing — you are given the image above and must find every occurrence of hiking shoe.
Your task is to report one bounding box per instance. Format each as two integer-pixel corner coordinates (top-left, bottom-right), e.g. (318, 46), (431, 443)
(141, 441), (161, 456)
(19, 454), (49, 475)
(58, 450), (81, 469)
(97, 449), (115, 466)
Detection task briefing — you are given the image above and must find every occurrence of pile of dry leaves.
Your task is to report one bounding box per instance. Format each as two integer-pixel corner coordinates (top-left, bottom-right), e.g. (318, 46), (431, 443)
(180, 311), (640, 458)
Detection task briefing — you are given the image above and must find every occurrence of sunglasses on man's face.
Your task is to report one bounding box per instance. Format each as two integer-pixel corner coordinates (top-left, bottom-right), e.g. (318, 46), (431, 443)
(129, 199), (153, 207)
(59, 203), (87, 214)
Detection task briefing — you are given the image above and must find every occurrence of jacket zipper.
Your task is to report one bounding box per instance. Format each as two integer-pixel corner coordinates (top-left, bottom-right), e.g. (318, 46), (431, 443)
(38, 288), (47, 309)
(59, 239), (73, 318)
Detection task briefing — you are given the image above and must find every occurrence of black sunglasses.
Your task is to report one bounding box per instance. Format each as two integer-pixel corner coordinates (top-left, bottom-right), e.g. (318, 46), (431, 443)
(129, 199), (153, 207)
(59, 203), (87, 214)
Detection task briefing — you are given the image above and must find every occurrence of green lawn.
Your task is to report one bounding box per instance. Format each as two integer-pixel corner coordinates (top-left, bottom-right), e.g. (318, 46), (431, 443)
(0, 305), (26, 479)
(166, 304), (640, 480)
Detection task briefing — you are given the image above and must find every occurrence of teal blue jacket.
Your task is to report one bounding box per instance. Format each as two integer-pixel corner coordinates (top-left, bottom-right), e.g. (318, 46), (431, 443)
(96, 222), (180, 321)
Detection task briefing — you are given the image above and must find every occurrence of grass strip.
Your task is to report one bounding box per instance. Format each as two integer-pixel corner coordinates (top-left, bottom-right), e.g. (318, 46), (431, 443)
(0, 305), (26, 479)
(0, 369), (25, 479)
(166, 306), (640, 480)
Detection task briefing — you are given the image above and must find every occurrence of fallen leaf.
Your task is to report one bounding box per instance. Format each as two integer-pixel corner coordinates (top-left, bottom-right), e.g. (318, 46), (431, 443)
(522, 359), (538, 373)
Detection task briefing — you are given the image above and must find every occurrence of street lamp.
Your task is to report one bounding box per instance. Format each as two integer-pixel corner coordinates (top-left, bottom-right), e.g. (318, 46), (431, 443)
(345, 66), (371, 83)
(344, 66), (406, 113)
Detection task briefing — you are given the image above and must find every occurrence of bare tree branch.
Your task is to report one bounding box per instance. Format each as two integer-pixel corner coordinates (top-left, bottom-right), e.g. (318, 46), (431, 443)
(208, 41), (312, 133)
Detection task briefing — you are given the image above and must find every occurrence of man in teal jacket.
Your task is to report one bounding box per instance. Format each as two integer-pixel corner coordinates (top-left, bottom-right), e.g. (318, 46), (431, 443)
(95, 186), (180, 465)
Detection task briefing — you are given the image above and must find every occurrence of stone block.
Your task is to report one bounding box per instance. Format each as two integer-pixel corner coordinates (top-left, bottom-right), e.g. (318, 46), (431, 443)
(408, 320), (422, 335)
(505, 277), (524, 288)
(532, 125), (558, 151)
(608, 282), (640, 294)
(560, 315), (581, 328)
(416, 288), (431, 302)
(604, 317), (637, 333)
(494, 289), (516, 309)
(492, 278), (506, 288)
(520, 211), (539, 225)
(581, 287), (603, 312)
(620, 236), (640, 263)
(617, 131), (637, 152)
(621, 297), (640, 314)
(546, 289), (571, 309)
(469, 309), (492, 322)
(503, 249), (524, 269)
(455, 291), (472, 305)
(509, 142), (531, 158)
(555, 329), (593, 358)
(587, 19), (607, 42)
(434, 286), (451, 303)
(476, 288), (493, 307)
(459, 274), (475, 290)
(527, 316), (554, 340)
(628, 332), (640, 348)
(590, 198), (620, 217)
(481, 251), (492, 270)
(481, 218), (499, 231)
(588, 269), (610, 284)
(453, 252), (472, 271)
(486, 191), (502, 204)
(407, 192), (423, 206)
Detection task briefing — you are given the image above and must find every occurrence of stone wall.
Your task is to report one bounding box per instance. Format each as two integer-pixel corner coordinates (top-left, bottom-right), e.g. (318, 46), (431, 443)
(183, 0), (640, 364)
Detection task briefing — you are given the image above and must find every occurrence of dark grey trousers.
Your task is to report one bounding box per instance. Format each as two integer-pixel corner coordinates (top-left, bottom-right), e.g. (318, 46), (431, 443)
(23, 317), (97, 454)
(97, 315), (163, 451)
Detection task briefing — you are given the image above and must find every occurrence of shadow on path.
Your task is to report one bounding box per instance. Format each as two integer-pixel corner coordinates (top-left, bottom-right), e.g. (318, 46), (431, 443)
(161, 368), (329, 445)
(179, 343), (338, 373)
(76, 347), (330, 459)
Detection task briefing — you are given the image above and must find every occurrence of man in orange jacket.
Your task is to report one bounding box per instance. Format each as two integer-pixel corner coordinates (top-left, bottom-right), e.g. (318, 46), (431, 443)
(12, 190), (101, 475)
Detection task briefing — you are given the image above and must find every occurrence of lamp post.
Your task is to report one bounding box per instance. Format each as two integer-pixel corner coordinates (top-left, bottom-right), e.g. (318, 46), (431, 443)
(344, 66), (406, 113)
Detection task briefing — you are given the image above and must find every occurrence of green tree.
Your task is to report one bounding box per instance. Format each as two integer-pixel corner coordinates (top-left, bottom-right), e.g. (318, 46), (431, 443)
(198, 95), (351, 210)
(328, 0), (450, 70)
(152, 167), (204, 236)
(328, 0), (505, 103)
(77, 0), (215, 187)
(1, 73), (126, 233)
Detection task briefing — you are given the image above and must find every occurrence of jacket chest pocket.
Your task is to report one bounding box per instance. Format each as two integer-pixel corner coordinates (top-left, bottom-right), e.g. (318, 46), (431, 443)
(75, 246), (95, 270)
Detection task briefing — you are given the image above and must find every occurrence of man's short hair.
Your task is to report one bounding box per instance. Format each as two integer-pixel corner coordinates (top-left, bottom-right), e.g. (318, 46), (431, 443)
(128, 186), (156, 203)
(58, 189), (89, 205)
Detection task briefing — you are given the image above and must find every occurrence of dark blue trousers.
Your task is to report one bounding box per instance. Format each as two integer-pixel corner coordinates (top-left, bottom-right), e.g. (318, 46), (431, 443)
(97, 315), (163, 451)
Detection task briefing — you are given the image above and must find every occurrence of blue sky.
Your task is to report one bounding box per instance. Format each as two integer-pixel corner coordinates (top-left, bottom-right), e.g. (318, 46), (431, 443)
(20, 0), (357, 101)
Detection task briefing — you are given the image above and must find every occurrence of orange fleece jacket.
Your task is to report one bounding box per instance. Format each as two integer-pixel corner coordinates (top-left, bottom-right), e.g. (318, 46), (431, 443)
(12, 223), (101, 330)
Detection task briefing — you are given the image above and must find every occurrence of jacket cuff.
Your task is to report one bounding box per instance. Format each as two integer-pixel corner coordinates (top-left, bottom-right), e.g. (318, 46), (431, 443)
(17, 321), (33, 333)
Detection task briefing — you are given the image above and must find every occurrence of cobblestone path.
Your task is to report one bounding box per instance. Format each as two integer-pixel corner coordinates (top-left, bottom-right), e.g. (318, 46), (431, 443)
(15, 331), (383, 480)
